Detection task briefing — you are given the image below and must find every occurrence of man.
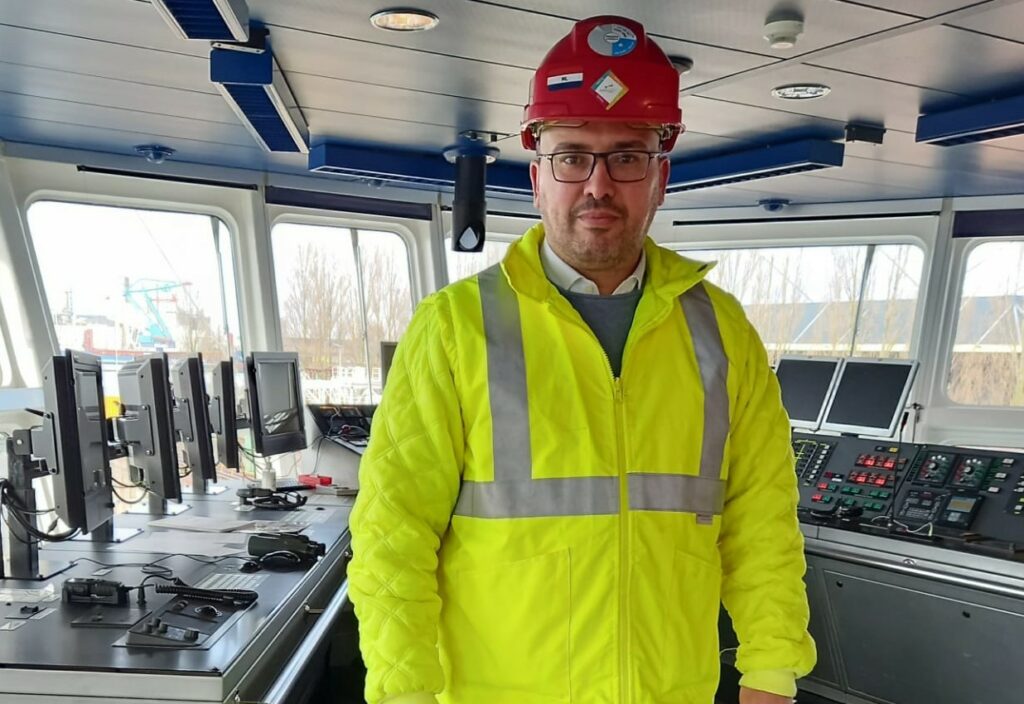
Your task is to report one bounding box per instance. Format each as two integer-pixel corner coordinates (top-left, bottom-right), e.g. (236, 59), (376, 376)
(349, 15), (816, 704)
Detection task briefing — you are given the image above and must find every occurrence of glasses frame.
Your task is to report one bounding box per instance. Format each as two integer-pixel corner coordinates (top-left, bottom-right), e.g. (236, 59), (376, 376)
(535, 150), (663, 183)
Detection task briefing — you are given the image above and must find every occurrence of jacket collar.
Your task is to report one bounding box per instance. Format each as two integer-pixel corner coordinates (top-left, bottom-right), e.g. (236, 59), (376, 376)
(501, 222), (714, 304)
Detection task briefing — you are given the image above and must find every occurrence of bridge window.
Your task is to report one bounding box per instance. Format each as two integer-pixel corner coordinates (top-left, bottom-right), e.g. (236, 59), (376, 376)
(271, 223), (413, 404)
(445, 237), (512, 282)
(26, 201), (242, 392)
(674, 243), (924, 366)
(948, 240), (1024, 406)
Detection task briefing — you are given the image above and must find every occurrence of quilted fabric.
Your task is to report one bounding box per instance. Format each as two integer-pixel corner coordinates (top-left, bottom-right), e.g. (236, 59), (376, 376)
(348, 224), (815, 704)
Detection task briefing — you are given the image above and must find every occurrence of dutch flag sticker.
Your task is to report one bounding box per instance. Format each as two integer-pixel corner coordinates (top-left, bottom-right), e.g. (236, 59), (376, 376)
(547, 72), (584, 91)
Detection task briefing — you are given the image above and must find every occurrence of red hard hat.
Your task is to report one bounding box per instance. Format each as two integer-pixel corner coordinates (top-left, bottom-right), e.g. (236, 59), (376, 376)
(521, 16), (684, 151)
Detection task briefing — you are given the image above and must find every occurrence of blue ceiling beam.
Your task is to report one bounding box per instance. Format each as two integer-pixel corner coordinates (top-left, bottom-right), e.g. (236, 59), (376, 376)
(309, 143), (533, 196)
(151, 0), (249, 41)
(916, 93), (1024, 147)
(667, 139), (846, 193)
(210, 37), (309, 154)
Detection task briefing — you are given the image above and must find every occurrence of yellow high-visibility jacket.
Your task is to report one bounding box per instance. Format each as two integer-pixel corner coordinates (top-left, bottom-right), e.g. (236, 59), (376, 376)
(349, 224), (815, 704)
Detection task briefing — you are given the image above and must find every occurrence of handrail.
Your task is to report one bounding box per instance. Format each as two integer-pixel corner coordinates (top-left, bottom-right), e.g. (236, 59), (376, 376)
(255, 580), (350, 704)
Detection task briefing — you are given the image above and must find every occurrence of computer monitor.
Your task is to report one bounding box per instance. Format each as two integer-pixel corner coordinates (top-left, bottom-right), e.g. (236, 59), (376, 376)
(170, 354), (216, 482)
(246, 352), (306, 456)
(380, 341), (398, 388)
(820, 359), (919, 438)
(116, 354), (181, 500)
(33, 350), (114, 534)
(209, 360), (240, 470)
(774, 356), (843, 431)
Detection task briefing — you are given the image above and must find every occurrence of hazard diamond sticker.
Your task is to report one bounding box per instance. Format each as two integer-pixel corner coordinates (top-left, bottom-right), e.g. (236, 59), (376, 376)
(592, 70), (629, 110)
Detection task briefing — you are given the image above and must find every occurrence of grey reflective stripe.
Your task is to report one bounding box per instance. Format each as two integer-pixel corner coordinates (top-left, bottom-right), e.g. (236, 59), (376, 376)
(477, 265), (531, 482)
(628, 474), (726, 514)
(454, 271), (730, 520)
(678, 283), (730, 523)
(455, 476), (619, 518)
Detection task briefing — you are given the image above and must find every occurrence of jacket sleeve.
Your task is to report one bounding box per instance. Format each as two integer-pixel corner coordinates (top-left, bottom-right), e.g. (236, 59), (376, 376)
(718, 319), (816, 698)
(348, 294), (464, 704)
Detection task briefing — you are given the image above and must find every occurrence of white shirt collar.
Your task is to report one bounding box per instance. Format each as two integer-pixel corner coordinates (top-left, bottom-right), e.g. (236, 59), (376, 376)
(540, 239), (646, 296)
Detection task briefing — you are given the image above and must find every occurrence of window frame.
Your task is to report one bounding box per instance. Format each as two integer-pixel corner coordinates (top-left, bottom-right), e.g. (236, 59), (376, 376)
(24, 194), (246, 362)
(938, 234), (1024, 410)
(268, 212), (419, 402)
(660, 221), (933, 362)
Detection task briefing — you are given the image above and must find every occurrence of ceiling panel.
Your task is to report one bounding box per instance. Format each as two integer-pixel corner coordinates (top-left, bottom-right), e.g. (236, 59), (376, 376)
(0, 114), (270, 171)
(1, 0), (1023, 206)
(0, 62), (235, 125)
(0, 94), (256, 148)
(814, 25), (1024, 102)
(464, 0), (913, 55)
(832, 0), (984, 18)
(679, 95), (845, 145)
(0, 0), (208, 58)
(254, 0), (775, 80)
(0, 25), (210, 94)
(696, 63), (959, 134)
(946, 2), (1024, 44)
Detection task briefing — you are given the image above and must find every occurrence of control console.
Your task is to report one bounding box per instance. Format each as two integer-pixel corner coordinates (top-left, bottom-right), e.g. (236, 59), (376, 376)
(793, 432), (913, 521)
(893, 444), (1024, 547)
(793, 432), (1024, 557)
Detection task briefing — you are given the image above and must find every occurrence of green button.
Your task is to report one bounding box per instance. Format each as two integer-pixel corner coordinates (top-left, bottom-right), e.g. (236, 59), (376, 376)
(822, 496), (833, 503)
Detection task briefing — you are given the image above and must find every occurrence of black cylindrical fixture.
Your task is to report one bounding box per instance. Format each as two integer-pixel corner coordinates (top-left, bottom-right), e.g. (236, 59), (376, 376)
(452, 153), (487, 252)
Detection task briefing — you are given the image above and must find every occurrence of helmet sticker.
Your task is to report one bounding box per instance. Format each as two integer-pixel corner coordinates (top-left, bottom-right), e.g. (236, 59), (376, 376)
(547, 72), (584, 91)
(592, 70), (629, 110)
(587, 24), (638, 57)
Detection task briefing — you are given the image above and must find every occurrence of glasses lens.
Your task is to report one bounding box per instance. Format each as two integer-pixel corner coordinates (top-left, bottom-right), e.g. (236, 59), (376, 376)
(606, 152), (652, 181)
(551, 153), (595, 182)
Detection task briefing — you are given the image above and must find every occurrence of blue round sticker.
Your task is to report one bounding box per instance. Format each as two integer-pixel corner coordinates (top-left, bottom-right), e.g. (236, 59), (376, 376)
(587, 24), (637, 57)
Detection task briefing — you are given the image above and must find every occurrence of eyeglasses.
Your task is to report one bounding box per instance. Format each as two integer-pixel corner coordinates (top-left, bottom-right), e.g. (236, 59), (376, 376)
(536, 150), (662, 183)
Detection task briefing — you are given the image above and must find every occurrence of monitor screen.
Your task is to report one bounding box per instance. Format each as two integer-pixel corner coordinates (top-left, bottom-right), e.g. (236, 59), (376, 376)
(116, 355), (180, 501)
(380, 341), (398, 388)
(209, 361), (240, 470)
(821, 359), (918, 437)
(775, 357), (842, 430)
(34, 350), (115, 534)
(247, 352), (306, 456)
(171, 354), (216, 482)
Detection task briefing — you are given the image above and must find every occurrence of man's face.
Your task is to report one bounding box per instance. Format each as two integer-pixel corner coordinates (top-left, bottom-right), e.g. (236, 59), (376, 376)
(530, 121), (670, 273)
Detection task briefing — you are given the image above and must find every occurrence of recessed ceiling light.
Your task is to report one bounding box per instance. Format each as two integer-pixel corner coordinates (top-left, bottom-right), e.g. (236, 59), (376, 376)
(370, 8), (440, 32)
(772, 83), (832, 100)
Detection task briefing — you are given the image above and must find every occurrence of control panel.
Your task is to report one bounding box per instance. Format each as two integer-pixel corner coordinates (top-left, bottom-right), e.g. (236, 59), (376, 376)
(116, 595), (252, 650)
(793, 432), (1024, 556)
(793, 432), (914, 521)
(893, 444), (1024, 547)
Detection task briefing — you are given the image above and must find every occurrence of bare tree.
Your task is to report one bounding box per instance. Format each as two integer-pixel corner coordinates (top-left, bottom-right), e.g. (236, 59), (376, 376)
(281, 243), (362, 379)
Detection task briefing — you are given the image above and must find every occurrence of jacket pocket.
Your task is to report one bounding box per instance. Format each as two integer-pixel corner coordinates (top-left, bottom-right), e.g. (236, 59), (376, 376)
(659, 547), (723, 697)
(441, 549), (571, 702)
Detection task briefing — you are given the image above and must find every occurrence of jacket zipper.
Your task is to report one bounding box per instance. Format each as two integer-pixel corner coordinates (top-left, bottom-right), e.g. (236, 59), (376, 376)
(614, 376), (629, 704)
(547, 294), (681, 704)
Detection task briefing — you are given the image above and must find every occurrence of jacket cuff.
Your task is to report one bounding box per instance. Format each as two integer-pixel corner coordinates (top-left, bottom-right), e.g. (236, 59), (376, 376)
(738, 669), (798, 698)
(380, 693), (439, 704)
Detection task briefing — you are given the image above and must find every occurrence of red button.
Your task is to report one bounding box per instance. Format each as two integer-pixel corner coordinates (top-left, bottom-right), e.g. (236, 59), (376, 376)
(818, 483), (829, 490)
(865, 457), (876, 467)
(812, 494), (822, 502)
(884, 460), (896, 470)
(875, 478), (886, 486)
